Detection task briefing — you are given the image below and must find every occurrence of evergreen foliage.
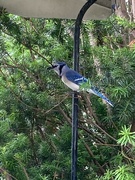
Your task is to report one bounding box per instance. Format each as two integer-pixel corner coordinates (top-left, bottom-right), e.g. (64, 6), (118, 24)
(0, 8), (135, 180)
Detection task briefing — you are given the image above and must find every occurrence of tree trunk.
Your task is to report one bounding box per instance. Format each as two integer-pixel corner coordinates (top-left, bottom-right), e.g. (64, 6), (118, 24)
(132, 0), (135, 22)
(115, 0), (130, 19)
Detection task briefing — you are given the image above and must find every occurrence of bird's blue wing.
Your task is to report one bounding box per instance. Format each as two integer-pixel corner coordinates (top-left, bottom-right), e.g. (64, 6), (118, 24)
(65, 70), (113, 106)
(65, 70), (87, 85)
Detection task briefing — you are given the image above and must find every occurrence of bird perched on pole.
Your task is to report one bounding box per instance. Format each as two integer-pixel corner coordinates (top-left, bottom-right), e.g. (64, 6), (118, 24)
(47, 62), (113, 107)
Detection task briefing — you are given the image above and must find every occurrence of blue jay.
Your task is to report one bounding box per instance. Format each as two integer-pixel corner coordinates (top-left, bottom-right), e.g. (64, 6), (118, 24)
(48, 62), (113, 106)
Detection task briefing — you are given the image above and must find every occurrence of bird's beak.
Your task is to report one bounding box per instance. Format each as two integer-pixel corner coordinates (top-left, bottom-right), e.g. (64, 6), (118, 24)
(47, 64), (57, 70)
(47, 66), (54, 70)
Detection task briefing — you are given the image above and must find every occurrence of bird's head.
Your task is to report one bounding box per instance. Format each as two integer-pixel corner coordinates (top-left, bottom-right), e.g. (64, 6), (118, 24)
(47, 62), (67, 76)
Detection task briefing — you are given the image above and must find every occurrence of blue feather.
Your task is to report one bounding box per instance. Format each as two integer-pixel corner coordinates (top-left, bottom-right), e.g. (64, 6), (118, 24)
(88, 87), (113, 107)
(65, 70), (87, 85)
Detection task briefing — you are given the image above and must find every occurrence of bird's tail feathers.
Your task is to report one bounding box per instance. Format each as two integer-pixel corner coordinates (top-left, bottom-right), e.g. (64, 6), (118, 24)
(87, 88), (113, 107)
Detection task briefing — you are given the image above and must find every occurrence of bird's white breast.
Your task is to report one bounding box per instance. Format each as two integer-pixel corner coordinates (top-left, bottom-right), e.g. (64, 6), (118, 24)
(61, 76), (79, 91)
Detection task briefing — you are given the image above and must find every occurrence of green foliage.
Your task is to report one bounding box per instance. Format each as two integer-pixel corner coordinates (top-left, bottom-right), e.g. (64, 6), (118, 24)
(0, 11), (135, 180)
(97, 165), (135, 180)
(114, 165), (135, 180)
(118, 126), (135, 146)
(79, 78), (91, 91)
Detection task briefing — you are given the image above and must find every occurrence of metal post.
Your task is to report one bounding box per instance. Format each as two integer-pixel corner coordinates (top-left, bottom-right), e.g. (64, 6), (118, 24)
(72, 1), (97, 180)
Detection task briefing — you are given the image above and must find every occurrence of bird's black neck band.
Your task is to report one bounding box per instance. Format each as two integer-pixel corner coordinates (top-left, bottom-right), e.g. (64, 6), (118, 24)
(59, 64), (66, 76)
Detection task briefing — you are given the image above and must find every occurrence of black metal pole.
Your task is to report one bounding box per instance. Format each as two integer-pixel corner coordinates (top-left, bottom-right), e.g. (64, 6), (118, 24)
(72, 1), (97, 180)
